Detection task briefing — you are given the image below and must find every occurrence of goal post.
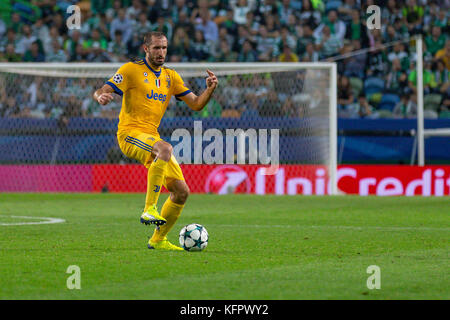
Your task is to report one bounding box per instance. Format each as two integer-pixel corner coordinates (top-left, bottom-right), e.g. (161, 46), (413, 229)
(415, 35), (450, 165)
(0, 62), (338, 195)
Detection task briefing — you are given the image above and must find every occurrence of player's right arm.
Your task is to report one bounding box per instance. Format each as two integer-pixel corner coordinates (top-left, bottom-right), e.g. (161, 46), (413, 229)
(93, 62), (133, 105)
(93, 84), (115, 105)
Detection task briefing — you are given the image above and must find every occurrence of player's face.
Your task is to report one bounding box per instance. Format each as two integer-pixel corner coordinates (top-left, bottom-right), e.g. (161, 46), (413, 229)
(145, 37), (168, 67)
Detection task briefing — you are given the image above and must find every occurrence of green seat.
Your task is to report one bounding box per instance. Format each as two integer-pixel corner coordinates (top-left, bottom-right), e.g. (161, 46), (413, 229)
(424, 94), (442, 111)
(439, 111), (450, 119)
(349, 77), (363, 97)
(377, 109), (393, 118)
(424, 109), (438, 119)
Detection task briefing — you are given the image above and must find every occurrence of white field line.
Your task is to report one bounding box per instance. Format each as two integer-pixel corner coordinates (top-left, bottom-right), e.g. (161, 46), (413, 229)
(0, 215), (65, 226)
(215, 224), (450, 232)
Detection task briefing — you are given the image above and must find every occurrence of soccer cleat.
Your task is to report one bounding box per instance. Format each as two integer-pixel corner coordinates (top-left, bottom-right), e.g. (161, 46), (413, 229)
(140, 205), (167, 227)
(148, 237), (184, 251)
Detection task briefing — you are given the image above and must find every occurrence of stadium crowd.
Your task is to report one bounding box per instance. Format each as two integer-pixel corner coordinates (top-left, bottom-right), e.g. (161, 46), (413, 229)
(0, 0), (449, 120)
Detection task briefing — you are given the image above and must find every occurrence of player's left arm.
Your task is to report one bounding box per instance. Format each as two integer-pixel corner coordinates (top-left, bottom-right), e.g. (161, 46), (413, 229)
(179, 70), (218, 111)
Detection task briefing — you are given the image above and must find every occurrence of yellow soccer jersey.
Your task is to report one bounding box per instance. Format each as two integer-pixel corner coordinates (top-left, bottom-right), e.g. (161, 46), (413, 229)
(106, 59), (191, 136)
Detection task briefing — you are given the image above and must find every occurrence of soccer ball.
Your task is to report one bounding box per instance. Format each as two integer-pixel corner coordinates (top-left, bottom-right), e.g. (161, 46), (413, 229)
(179, 224), (208, 251)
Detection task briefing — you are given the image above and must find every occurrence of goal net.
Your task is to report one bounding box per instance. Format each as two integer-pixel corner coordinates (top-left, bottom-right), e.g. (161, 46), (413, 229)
(0, 62), (337, 195)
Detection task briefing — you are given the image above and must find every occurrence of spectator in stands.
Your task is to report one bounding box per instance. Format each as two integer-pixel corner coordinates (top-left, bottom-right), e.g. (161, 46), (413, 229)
(278, 0), (293, 25)
(23, 41), (45, 62)
(108, 30), (128, 62)
(384, 25), (402, 43)
(298, 0), (321, 29)
(231, 0), (254, 25)
(195, 10), (219, 44)
(170, 27), (191, 62)
(264, 13), (281, 39)
(189, 29), (212, 62)
(0, 96), (21, 118)
(106, 0), (123, 20)
(134, 12), (153, 39)
(339, 0), (358, 24)
(425, 26), (446, 57)
(408, 60), (436, 95)
(434, 39), (450, 70)
(301, 42), (319, 62)
(343, 40), (366, 78)
(356, 94), (375, 118)
(171, 0), (189, 24)
(433, 60), (449, 95)
(126, 0), (143, 20)
(220, 9), (239, 36)
(110, 8), (133, 46)
(281, 97), (297, 118)
(32, 19), (50, 46)
(315, 25), (342, 59)
(393, 92), (417, 118)
(215, 39), (238, 62)
(387, 43), (409, 67)
(259, 90), (282, 117)
(341, 93), (374, 119)
(365, 41), (387, 77)
(296, 24), (315, 57)
(84, 29), (110, 62)
(256, 25), (277, 61)
(401, 0), (424, 35)
(46, 39), (68, 62)
(278, 44), (299, 62)
(0, 29), (19, 55)
(9, 12), (23, 34)
(64, 30), (83, 62)
(42, 26), (64, 57)
(153, 15), (173, 41)
(29, 90), (49, 119)
(0, 44), (22, 62)
(277, 26), (296, 54)
(217, 27), (235, 52)
(386, 58), (409, 95)
(314, 10), (346, 42)
(238, 39), (257, 62)
(338, 75), (354, 110)
(382, 0), (402, 25)
(243, 11), (260, 37)
(16, 25), (37, 56)
(0, 17), (6, 39)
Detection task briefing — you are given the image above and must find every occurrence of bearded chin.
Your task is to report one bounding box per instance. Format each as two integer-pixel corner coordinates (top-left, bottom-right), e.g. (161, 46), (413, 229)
(150, 56), (164, 66)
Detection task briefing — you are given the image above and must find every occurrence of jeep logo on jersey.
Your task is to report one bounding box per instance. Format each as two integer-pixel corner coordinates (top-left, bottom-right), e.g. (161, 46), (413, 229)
(155, 79), (161, 88)
(147, 90), (167, 102)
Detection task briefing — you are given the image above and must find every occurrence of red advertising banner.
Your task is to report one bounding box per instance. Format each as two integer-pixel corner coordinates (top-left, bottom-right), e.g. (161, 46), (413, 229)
(91, 164), (450, 196)
(1, 164), (449, 196)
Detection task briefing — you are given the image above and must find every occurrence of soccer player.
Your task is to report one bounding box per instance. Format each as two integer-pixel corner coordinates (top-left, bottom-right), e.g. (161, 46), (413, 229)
(93, 31), (218, 250)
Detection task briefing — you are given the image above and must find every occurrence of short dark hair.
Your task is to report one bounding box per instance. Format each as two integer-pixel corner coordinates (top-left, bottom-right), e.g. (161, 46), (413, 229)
(143, 32), (167, 46)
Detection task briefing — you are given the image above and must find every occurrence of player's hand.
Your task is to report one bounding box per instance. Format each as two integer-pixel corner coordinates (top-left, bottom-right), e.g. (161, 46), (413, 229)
(206, 69), (218, 90)
(97, 93), (114, 105)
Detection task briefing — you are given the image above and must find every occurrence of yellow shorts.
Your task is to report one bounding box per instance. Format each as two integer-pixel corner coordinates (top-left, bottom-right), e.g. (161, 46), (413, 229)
(117, 130), (185, 186)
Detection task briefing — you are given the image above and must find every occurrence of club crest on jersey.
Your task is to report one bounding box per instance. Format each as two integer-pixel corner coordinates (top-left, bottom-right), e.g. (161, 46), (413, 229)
(155, 79), (161, 88)
(166, 75), (171, 88)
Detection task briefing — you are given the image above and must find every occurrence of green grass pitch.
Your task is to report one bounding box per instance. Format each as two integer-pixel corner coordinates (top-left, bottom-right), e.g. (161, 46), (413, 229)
(0, 193), (448, 300)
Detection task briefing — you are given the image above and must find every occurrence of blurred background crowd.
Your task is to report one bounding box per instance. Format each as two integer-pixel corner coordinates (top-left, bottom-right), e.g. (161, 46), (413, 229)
(0, 0), (449, 120)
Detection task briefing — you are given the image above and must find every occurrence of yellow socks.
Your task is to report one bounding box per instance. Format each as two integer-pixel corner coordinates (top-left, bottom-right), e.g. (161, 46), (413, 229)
(150, 197), (185, 242)
(144, 158), (168, 212)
